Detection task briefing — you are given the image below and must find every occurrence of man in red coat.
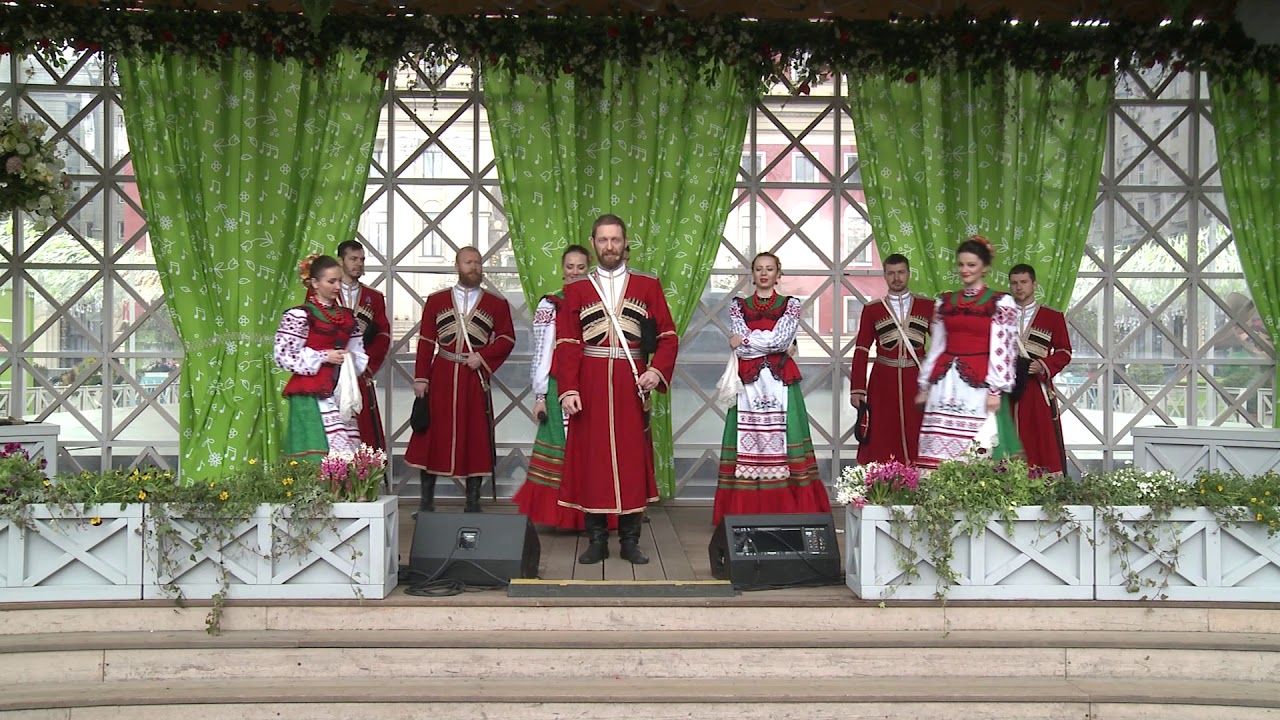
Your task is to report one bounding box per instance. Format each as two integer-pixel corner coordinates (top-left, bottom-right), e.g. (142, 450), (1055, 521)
(337, 240), (391, 451)
(849, 254), (933, 464)
(405, 246), (515, 512)
(557, 215), (678, 565)
(1009, 264), (1073, 475)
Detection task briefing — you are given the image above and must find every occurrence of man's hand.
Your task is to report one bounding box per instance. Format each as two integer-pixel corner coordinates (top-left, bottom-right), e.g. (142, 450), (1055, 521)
(464, 352), (484, 370)
(534, 399), (547, 419)
(915, 390), (929, 407)
(729, 334), (745, 349)
(986, 393), (1002, 413)
(413, 379), (428, 398)
(850, 390), (866, 409)
(562, 394), (582, 416)
(637, 368), (662, 391)
(1032, 359), (1048, 375)
(325, 349), (347, 365)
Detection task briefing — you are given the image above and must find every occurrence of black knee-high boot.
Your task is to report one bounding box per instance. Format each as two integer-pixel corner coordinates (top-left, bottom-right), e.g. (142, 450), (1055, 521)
(618, 513), (650, 565)
(577, 513), (610, 564)
(418, 471), (436, 513)
(464, 476), (483, 513)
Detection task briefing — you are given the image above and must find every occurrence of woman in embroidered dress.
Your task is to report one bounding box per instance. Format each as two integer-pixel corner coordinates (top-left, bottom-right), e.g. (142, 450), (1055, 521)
(914, 237), (1023, 468)
(512, 244), (612, 530)
(274, 254), (369, 461)
(713, 252), (831, 525)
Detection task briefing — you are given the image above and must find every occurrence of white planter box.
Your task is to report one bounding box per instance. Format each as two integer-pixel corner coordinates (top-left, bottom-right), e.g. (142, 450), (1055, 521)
(1133, 426), (1280, 480)
(0, 504), (143, 601)
(143, 496), (398, 600)
(1095, 506), (1280, 601)
(845, 504), (1095, 600)
(0, 423), (58, 477)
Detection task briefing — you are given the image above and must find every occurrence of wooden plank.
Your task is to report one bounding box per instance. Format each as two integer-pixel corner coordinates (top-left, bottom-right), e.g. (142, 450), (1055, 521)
(630, 514), (667, 582)
(602, 528), (635, 581)
(578, 535), (605, 581)
(538, 529), (578, 582)
(647, 506), (698, 581)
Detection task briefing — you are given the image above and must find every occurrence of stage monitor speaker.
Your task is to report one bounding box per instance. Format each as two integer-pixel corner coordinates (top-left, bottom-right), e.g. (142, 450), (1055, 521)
(708, 513), (840, 588)
(409, 513), (541, 586)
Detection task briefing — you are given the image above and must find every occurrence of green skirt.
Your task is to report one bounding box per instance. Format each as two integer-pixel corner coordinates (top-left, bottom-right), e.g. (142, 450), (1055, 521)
(283, 395), (330, 462)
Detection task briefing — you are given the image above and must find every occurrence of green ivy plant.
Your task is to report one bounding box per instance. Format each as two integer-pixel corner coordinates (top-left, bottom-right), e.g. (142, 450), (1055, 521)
(0, 6), (1278, 96)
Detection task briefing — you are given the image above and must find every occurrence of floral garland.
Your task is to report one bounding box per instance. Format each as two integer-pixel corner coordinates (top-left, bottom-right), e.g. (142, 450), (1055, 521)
(0, 6), (1279, 94)
(0, 111), (72, 227)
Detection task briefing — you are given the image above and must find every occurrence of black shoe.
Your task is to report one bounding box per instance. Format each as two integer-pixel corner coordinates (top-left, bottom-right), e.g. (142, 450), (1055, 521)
(464, 476), (483, 513)
(418, 471), (436, 513)
(577, 513), (610, 564)
(618, 513), (650, 565)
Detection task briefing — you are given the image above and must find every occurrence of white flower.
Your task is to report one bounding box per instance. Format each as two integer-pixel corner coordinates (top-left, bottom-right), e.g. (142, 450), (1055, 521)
(224, 217), (237, 231)
(15, 142), (30, 155)
(158, 216), (174, 230)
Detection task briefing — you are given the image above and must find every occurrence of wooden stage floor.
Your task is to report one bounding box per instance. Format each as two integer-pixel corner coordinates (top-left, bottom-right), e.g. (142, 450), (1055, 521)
(397, 502), (848, 585)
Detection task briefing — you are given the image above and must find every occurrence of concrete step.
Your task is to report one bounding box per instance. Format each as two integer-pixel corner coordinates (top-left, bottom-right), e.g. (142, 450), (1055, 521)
(2, 602), (1278, 635)
(2, 630), (1278, 685)
(1, 676), (1278, 719)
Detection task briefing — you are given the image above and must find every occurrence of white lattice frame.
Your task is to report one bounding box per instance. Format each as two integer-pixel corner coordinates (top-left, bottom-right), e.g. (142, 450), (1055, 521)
(1095, 505), (1280, 601)
(142, 496), (398, 600)
(0, 504), (144, 601)
(846, 504), (1095, 600)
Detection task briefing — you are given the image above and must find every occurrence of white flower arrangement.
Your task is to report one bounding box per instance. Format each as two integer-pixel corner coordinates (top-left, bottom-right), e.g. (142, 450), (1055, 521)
(0, 111), (72, 227)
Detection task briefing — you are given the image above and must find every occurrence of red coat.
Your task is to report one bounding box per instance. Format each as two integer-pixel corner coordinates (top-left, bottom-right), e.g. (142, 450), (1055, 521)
(404, 288), (515, 477)
(555, 269), (678, 514)
(1012, 305), (1072, 474)
(344, 283), (390, 450)
(849, 295), (933, 464)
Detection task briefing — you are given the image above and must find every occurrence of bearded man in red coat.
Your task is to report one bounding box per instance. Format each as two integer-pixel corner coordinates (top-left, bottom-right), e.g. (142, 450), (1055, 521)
(849, 254), (933, 464)
(405, 246), (515, 512)
(556, 214), (678, 565)
(336, 240), (391, 451)
(1009, 264), (1073, 475)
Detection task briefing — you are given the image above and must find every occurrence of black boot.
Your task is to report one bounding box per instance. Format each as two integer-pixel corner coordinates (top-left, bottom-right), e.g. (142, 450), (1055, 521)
(618, 513), (650, 565)
(464, 476), (483, 513)
(577, 513), (610, 564)
(418, 471), (436, 514)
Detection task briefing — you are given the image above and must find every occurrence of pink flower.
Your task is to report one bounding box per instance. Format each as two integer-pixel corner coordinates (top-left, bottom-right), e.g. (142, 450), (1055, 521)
(4, 156), (22, 174)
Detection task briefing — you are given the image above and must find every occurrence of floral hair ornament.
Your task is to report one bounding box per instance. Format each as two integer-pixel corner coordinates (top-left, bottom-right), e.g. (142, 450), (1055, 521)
(968, 234), (995, 261)
(297, 253), (319, 285)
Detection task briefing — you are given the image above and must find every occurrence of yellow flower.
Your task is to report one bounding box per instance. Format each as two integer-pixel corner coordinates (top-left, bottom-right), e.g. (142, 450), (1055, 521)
(1200, 488), (1206, 494)
(248, 458), (257, 466)
(137, 490), (147, 501)
(1267, 491), (1272, 497)
(90, 517), (102, 526)
(289, 460), (298, 467)
(218, 491), (229, 502)
(1252, 497), (1259, 504)
(208, 481), (217, 489)
(286, 490), (292, 498)
(42, 479), (50, 487)
(1258, 513), (1265, 522)
(1217, 485), (1224, 492)
(979, 481), (986, 488)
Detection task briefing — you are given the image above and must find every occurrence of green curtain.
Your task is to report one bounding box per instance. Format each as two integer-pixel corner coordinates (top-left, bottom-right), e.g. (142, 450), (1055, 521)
(1210, 72), (1280, 424)
(485, 58), (751, 497)
(848, 70), (1110, 307)
(118, 50), (385, 480)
